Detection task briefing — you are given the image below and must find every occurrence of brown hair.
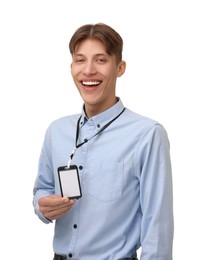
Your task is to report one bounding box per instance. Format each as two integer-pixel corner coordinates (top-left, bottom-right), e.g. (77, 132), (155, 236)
(69, 23), (123, 64)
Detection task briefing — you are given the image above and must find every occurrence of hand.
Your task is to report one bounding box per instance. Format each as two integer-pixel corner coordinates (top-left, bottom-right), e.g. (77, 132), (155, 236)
(38, 194), (75, 220)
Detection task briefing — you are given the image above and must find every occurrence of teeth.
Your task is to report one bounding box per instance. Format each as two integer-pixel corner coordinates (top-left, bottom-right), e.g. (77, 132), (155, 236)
(82, 81), (100, 86)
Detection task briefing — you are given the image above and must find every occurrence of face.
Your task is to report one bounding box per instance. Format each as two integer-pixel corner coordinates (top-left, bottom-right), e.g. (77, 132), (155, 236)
(71, 38), (126, 117)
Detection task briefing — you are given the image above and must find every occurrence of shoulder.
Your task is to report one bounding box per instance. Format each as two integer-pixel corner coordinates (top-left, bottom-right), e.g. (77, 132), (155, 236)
(49, 113), (80, 128)
(123, 108), (160, 128)
(123, 108), (169, 141)
(44, 114), (80, 137)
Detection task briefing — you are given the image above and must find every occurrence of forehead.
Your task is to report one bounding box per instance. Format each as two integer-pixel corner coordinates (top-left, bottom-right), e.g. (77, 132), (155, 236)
(74, 38), (108, 55)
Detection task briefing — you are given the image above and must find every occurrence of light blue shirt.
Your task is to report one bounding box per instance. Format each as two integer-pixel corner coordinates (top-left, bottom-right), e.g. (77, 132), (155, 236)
(33, 99), (173, 260)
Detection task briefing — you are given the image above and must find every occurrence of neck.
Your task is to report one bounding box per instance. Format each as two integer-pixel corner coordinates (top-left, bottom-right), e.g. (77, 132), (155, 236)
(84, 97), (118, 118)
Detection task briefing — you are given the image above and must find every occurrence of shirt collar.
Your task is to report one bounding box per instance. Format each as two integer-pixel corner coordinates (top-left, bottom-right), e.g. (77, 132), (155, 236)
(79, 98), (125, 129)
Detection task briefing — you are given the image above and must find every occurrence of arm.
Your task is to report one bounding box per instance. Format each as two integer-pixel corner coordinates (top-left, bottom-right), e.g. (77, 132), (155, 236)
(139, 124), (174, 260)
(32, 127), (75, 223)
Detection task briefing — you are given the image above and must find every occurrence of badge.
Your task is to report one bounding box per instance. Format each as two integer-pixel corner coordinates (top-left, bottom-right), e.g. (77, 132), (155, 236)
(58, 165), (82, 199)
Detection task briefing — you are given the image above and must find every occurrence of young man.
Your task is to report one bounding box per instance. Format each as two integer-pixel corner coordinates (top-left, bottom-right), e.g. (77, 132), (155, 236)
(33, 23), (174, 260)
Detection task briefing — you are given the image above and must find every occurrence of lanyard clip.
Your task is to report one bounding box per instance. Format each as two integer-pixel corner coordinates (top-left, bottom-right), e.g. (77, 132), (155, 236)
(67, 148), (77, 168)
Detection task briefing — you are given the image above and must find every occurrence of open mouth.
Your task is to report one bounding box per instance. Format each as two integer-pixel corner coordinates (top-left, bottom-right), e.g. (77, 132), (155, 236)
(81, 81), (102, 87)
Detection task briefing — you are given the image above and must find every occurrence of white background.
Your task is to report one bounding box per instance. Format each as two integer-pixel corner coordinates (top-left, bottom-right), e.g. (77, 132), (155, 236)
(0, 0), (205, 259)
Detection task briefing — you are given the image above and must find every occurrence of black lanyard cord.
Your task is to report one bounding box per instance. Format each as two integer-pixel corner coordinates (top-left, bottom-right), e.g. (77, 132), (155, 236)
(68, 107), (125, 166)
(76, 107), (125, 148)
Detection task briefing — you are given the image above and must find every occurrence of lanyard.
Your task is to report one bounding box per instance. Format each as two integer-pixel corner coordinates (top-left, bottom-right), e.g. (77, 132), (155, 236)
(67, 107), (125, 167)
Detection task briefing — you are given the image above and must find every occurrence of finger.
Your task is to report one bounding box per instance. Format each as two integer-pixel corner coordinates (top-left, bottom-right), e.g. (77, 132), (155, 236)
(39, 195), (70, 207)
(44, 204), (74, 220)
(49, 200), (75, 212)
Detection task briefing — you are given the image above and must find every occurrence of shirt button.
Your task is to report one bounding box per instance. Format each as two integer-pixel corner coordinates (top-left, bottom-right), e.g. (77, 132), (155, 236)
(97, 124), (100, 128)
(79, 165), (83, 170)
(73, 224), (77, 229)
(68, 253), (73, 258)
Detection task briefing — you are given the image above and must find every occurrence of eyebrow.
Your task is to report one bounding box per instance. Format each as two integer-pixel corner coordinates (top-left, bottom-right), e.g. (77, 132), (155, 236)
(73, 53), (109, 58)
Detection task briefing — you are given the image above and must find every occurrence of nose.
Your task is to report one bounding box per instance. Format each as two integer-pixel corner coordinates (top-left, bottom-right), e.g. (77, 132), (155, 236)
(83, 61), (96, 75)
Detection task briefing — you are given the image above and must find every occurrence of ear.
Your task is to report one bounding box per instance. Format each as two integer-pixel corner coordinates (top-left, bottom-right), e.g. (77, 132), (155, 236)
(117, 61), (126, 77)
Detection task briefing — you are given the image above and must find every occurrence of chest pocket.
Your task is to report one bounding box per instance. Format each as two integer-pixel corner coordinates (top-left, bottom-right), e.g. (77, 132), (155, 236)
(85, 160), (123, 202)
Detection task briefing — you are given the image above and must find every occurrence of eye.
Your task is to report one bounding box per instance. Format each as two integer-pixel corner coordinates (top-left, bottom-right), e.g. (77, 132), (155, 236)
(73, 55), (85, 64)
(97, 58), (107, 63)
(75, 58), (85, 64)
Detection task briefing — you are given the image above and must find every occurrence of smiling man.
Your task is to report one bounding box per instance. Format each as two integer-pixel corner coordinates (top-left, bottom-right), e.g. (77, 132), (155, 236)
(70, 30), (125, 118)
(33, 23), (174, 260)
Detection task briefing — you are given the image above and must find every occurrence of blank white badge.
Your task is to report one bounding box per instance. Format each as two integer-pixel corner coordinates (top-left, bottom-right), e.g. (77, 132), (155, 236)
(58, 165), (82, 199)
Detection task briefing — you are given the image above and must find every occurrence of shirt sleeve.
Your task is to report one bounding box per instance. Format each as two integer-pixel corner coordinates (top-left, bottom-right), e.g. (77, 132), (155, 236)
(138, 124), (174, 260)
(32, 127), (54, 224)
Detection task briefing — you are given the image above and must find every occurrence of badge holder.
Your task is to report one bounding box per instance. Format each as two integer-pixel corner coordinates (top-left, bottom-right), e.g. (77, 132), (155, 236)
(58, 165), (82, 199)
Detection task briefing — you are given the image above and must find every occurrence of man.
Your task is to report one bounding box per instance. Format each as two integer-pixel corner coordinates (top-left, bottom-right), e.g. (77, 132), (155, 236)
(33, 23), (174, 260)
